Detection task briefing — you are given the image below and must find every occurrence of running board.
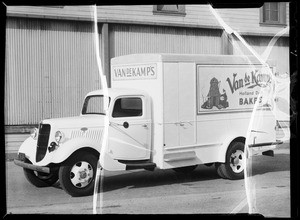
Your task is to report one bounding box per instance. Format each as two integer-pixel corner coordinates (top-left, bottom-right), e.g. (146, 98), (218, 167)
(248, 140), (283, 148)
(118, 160), (156, 171)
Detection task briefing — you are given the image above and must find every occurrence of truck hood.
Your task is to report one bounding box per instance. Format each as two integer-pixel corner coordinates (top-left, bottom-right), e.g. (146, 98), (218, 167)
(41, 115), (106, 129)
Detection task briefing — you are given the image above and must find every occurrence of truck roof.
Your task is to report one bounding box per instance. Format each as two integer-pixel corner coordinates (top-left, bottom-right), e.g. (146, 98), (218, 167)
(111, 53), (274, 66)
(86, 88), (150, 98)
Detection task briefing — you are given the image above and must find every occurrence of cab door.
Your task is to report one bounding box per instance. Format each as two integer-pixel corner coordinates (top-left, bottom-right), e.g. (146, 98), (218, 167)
(108, 96), (151, 160)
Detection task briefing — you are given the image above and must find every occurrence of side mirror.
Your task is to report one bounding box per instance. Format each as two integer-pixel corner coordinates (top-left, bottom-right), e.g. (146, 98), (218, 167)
(123, 121), (129, 129)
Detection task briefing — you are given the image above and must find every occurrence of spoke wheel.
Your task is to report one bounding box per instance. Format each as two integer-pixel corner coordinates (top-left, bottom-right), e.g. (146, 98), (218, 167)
(70, 161), (94, 188)
(229, 150), (244, 174)
(215, 141), (245, 180)
(59, 151), (98, 197)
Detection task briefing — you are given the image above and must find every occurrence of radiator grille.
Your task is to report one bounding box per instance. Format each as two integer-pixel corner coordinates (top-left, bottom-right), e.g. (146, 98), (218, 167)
(36, 124), (51, 162)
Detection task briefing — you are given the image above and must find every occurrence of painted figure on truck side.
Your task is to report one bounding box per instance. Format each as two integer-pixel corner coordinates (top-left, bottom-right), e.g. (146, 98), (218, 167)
(201, 77), (229, 110)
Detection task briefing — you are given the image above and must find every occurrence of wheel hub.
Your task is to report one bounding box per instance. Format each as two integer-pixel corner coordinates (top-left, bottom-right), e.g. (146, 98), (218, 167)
(229, 150), (244, 174)
(79, 170), (87, 179)
(70, 161), (93, 188)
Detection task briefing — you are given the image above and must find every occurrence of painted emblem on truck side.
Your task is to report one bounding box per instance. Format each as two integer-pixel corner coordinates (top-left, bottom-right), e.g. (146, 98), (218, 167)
(201, 77), (229, 110)
(197, 65), (273, 113)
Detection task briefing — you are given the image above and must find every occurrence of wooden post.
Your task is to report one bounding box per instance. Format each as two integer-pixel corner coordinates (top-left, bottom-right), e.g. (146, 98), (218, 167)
(101, 23), (111, 87)
(221, 30), (233, 55)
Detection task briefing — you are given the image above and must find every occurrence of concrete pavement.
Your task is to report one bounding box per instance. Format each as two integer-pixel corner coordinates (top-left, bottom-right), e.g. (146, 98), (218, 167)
(6, 148), (290, 216)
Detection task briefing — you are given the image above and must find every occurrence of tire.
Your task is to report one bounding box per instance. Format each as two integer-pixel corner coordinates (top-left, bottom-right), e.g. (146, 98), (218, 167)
(215, 163), (227, 179)
(204, 163), (213, 167)
(215, 141), (245, 180)
(23, 159), (58, 187)
(59, 151), (98, 197)
(173, 165), (198, 173)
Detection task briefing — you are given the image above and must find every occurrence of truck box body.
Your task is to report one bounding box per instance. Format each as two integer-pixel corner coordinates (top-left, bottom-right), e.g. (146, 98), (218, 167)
(111, 53), (276, 169)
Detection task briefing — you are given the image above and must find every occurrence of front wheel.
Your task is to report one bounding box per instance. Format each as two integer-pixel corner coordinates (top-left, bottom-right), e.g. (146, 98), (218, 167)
(23, 159), (58, 187)
(59, 151), (98, 197)
(215, 141), (245, 180)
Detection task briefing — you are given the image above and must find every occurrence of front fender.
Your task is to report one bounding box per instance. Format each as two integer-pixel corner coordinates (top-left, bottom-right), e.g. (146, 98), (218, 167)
(48, 137), (126, 171)
(18, 136), (37, 164)
(50, 137), (101, 164)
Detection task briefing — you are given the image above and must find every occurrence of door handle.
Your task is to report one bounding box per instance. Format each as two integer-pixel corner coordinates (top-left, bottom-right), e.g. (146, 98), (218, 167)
(142, 124), (148, 128)
(175, 122), (184, 126)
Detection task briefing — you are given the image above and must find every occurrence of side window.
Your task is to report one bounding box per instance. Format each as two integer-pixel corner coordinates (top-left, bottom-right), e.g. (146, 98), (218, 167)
(153, 5), (186, 16)
(260, 2), (286, 26)
(112, 97), (143, 118)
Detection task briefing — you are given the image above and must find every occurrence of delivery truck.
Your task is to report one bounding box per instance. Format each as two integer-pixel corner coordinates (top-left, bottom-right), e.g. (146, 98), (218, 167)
(14, 53), (282, 197)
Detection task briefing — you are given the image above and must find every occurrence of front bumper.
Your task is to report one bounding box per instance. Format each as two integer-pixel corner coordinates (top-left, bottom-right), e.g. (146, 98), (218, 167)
(14, 153), (50, 174)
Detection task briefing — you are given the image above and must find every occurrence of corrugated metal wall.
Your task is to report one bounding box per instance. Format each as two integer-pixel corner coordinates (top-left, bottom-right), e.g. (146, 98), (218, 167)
(110, 24), (222, 57)
(231, 35), (290, 121)
(5, 18), (102, 125)
(5, 8), (290, 127)
(232, 36), (289, 74)
(5, 19), (223, 126)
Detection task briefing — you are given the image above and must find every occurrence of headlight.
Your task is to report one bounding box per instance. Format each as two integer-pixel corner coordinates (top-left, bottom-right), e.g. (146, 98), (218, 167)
(30, 128), (38, 140)
(55, 131), (64, 143)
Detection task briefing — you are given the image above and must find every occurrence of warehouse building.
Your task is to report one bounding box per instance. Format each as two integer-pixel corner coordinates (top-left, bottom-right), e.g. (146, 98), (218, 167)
(4, 4), (290, 132)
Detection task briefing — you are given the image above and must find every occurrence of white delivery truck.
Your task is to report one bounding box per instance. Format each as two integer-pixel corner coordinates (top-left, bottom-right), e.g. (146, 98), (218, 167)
(14, 53), (282, 197)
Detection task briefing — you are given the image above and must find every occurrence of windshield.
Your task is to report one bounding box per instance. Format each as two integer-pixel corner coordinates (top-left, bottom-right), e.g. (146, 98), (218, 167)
(81, 95), (110, 115)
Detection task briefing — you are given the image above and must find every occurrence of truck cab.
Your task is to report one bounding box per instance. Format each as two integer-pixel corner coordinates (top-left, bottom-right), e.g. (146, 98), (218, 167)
(15, 88), (153, 196)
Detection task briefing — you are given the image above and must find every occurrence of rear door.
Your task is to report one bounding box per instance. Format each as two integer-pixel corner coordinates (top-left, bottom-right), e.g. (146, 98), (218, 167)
(178, 63), (196, 146)
(163, 62), (196, 148)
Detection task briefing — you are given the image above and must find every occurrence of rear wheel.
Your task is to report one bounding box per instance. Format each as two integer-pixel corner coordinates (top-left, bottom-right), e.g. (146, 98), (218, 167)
(215, 141), (245, 180)
(59, 151), (98, 197)
(215, 163), (227, 179)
